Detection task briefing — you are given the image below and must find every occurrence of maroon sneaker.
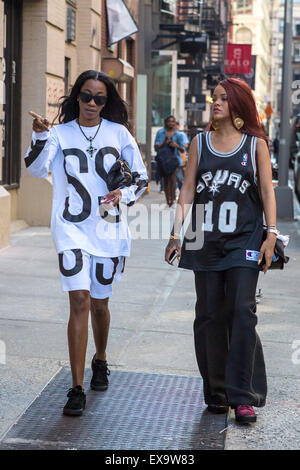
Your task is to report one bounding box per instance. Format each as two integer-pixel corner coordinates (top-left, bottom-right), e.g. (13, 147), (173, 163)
(235, 405), (257, 423)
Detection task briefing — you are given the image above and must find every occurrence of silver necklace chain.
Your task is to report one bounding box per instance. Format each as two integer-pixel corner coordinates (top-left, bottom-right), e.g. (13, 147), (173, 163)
(77, 120), (101, 157)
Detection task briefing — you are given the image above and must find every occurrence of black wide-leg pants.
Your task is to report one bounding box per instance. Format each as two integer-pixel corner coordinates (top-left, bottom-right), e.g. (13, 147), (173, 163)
(194, 267), (267, 408)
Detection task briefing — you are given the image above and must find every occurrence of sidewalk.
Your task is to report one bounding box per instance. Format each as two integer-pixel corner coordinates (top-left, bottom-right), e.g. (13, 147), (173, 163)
(0, 184), (299, 449)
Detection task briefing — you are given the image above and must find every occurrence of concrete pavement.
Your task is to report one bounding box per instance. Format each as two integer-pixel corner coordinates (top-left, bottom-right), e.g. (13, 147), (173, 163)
(0, 184), (300, 449)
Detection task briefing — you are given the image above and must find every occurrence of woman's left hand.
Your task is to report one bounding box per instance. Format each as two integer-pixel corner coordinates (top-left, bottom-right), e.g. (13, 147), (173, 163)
(258, 235), (276, 274)
(103, 189), (122, 208)
(165, 238), (181, 264)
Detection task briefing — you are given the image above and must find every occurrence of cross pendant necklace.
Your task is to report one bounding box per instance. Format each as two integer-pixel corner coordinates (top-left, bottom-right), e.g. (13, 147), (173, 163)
(86, 137), (97, 157)
(78, 120), (101, 157)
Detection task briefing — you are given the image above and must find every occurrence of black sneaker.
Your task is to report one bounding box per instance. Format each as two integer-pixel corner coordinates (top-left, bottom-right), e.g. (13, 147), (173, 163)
(63, 385), (86, 416)
(207, 404), (229, 414)
(90, 354), (110, 391)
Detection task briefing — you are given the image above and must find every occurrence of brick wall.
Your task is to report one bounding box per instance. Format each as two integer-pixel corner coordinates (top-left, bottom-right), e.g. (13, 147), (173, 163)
(47, 0), (65, 30)
(5, 0), (139, 231)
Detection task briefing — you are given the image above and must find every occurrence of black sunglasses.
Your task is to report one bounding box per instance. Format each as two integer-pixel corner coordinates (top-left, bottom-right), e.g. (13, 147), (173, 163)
(79, 92), (107, 106)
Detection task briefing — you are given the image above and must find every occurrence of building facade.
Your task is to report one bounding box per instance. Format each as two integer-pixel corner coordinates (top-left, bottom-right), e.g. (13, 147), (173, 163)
(0, 0), (140, 249)
(229, 0), (273, 122)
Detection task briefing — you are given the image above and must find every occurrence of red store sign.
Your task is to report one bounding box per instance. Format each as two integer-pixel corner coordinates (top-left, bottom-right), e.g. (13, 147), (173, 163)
(225, 44), (252, 75)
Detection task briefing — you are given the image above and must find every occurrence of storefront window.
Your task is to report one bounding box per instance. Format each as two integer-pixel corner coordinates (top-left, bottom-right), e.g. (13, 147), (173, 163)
(235, 0), (252, 14)
(160, 0), (176, 16)
(294, 21), (300, 37)
(294, 44), (300, 62)
(136, 74), (147, 144)
(152, 54), (172, 126)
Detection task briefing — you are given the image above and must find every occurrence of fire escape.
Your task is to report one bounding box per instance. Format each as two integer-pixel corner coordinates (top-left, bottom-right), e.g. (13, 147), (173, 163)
(152, 1), (229, 124)
(154, 1), (229, 86)
(179, 0), (228, 79)
(201, 1), (227, 71)
(154, 1), (203, 51)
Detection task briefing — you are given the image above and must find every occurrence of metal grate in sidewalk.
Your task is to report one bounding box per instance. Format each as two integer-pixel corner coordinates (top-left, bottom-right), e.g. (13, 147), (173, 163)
(0, 368), (227, 450)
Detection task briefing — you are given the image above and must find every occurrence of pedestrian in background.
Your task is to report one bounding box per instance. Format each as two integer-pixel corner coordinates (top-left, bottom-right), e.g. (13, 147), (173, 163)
(176, 120), (190, 171)
(273, 134), (279, 164)
(165, 77), (277, 424)
(154, 115), (185, 206)
(25, 70), (148, 417)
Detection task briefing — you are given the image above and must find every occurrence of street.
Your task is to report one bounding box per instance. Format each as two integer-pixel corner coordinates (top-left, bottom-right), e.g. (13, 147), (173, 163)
(0, 184), (299, 450)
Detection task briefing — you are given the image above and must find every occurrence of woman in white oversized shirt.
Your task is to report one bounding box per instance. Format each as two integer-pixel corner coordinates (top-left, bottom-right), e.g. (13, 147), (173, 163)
(25, 70), (148, 416)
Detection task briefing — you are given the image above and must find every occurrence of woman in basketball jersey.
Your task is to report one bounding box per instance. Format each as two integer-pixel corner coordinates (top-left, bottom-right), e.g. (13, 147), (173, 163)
(25, 70), (148, 416)
(165, 78), (277, 424)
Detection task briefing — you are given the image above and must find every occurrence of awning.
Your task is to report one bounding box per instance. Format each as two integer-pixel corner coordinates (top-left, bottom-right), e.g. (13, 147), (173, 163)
(102, 58), (135, 82)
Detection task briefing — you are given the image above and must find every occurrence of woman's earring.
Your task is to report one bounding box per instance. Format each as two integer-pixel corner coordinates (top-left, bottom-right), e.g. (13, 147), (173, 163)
(233, 117), (244, 130)
(212, 120), (220, 131)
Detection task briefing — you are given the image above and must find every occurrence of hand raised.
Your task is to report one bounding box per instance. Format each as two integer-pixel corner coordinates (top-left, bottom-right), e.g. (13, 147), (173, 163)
(29, 111), (50, 133)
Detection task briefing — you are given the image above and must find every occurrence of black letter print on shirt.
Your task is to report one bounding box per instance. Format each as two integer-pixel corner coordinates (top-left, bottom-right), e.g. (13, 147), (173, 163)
(58, 249), (83, 277)
(63, 148), (91, 223)
(95, 146), (120, 181)
(95, 147), (122, 224)
(95, 257), (119, 285)
(25, 139), (47, 168)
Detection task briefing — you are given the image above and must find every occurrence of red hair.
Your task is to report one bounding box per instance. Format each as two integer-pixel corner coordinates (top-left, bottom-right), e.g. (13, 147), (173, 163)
(207, 77), (269, 148)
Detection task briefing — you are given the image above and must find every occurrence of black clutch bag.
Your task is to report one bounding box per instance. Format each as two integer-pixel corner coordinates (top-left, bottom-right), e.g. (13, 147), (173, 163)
(106, 158), (133, 192)
(261, 226), (290, 270)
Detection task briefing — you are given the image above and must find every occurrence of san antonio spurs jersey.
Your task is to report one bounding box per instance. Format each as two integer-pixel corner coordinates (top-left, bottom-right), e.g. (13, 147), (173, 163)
(179, 131), (264, 271)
